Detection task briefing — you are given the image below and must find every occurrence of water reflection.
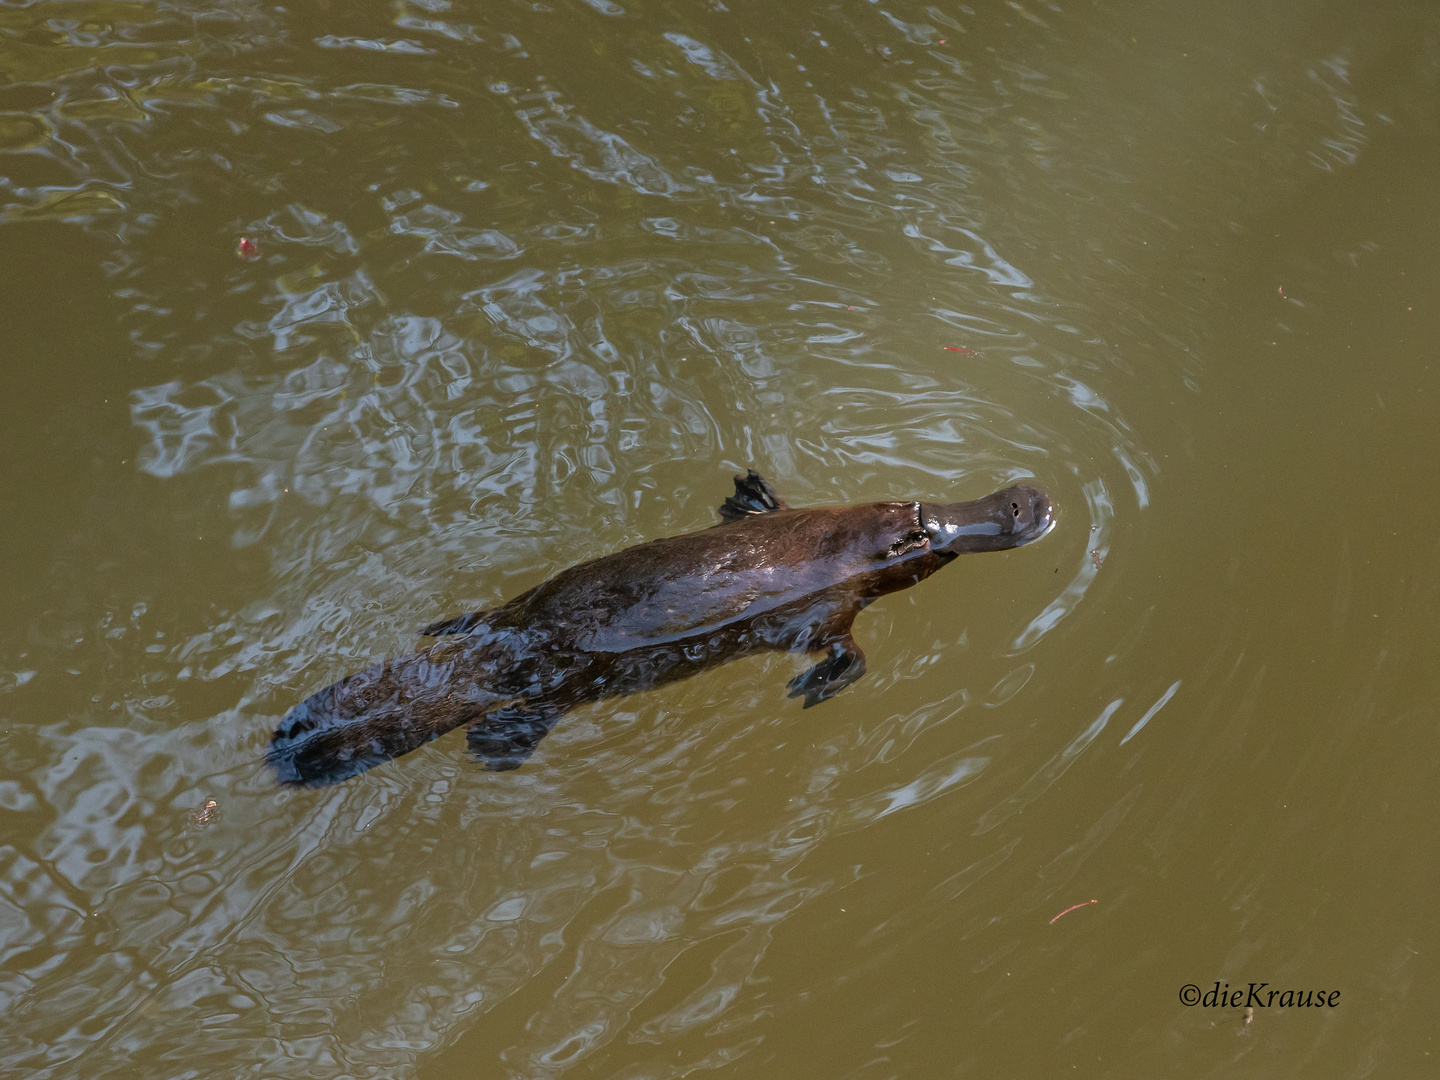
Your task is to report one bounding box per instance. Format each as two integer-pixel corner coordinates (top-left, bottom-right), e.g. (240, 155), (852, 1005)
(6, 1), (1147, 1071)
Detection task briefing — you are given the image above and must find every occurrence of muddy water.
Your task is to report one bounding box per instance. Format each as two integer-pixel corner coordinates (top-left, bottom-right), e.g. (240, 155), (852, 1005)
(2, 1), (1438, 1076)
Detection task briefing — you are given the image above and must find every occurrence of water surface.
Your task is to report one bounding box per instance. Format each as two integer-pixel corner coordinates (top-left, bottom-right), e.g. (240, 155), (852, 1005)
(3, 1), (1439, 1076)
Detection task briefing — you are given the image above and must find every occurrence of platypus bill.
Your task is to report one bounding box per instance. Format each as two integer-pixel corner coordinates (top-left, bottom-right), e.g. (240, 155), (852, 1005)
(268, 471), (1055, 788)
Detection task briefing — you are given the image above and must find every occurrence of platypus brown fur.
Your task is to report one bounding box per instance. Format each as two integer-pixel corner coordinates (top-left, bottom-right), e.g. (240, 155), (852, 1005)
(268, 471), (1054, 787)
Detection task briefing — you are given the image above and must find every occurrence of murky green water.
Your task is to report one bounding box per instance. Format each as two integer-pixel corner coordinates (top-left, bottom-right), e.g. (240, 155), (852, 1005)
(3, 1), (1439, 1076)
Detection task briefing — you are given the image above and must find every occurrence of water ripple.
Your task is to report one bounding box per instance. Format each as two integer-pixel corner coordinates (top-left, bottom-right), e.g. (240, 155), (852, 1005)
(0, 0), (1197, 1074)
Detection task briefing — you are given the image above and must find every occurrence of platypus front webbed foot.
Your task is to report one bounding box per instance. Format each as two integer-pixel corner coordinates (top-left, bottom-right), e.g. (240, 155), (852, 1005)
(466, 703), (562, 771)
(787, 637), (868, 708)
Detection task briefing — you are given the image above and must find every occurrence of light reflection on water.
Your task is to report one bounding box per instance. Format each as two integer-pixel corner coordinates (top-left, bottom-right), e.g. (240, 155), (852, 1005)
(4, 0), (1433, 1076)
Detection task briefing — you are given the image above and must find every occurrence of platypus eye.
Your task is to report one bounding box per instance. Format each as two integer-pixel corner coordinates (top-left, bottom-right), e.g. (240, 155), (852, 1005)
(883, 530), (929, 559)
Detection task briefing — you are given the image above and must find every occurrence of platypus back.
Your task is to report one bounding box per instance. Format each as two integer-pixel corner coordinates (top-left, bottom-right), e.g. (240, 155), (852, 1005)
(268, 470), (1053, 788)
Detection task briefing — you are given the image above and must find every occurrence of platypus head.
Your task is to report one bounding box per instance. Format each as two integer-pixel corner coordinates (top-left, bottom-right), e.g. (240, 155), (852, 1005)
(920, 484), (1054, 555)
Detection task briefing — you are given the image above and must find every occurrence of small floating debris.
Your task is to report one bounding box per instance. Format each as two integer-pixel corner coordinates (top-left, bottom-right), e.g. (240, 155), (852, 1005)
(188, 798), (220, 826)
(943, 346), (976, 355)
(1049, 899), (1097, 925)
(237, 236), (259, 261)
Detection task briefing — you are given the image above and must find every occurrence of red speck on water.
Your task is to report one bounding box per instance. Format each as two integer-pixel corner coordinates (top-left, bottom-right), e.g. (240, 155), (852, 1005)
(943, 346), (976, 355)
(237, 237), (259, 260)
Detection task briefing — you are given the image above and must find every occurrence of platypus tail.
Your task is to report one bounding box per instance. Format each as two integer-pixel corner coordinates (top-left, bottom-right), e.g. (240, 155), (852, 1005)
(267, 651), (482, 788)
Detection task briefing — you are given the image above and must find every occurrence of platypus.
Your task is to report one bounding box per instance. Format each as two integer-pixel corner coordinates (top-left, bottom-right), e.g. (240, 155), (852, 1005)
(268, 471), (1054, 787)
